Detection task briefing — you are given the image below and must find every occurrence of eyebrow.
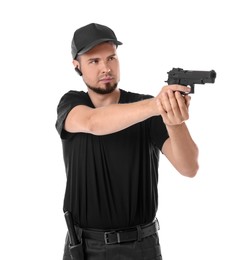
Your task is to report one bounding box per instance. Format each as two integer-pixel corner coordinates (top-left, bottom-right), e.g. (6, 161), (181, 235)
(87, 57), (99, 62)
(108, 53), (117, 58)
(87, 53), (117, 62)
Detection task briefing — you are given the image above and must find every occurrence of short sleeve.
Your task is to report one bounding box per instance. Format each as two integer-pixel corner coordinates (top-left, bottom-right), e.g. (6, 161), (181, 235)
(55, 91), (90, 139)
(149, 116), (169, 151)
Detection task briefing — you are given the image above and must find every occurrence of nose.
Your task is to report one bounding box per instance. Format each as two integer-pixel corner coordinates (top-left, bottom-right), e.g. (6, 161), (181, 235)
(101, 60), (111, 73)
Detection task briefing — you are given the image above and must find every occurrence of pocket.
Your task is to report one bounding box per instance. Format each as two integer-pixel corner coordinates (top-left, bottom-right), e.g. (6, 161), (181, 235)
(69, 239), (85, 260)
(141, 233), (162, 260)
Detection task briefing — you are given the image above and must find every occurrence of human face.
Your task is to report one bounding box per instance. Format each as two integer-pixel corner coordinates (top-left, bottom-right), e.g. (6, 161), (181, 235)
(77, 42), (120, 94)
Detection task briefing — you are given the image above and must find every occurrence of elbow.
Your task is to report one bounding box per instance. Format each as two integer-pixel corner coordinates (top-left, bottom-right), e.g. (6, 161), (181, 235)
(185, 169), (198, 178)
(181, 161), (199, 178)
(182, 147), (200, 178)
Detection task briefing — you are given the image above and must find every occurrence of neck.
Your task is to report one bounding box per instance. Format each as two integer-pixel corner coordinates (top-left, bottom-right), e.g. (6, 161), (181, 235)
(88, 88), (121, 108)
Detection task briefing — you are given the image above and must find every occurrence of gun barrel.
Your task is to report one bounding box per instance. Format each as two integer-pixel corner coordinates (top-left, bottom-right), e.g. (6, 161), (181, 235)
(167, 68), (216, 85)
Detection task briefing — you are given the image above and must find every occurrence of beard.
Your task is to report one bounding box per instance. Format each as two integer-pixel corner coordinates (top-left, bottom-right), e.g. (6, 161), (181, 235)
(86, 82), (118, 95)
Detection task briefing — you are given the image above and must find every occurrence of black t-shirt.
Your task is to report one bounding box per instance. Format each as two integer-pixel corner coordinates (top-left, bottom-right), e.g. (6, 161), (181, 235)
(56, 89), (169, 229)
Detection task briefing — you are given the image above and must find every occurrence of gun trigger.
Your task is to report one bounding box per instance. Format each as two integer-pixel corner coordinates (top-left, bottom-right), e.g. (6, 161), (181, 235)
(190, 85), (195, 94)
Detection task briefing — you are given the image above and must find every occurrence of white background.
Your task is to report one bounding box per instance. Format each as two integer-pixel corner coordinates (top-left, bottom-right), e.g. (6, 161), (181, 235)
(1, 0), (252, 259)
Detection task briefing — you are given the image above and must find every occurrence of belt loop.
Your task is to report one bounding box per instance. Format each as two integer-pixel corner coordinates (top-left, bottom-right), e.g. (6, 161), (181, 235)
(137, 225), (142, 242)
(155, 218), (160, 231)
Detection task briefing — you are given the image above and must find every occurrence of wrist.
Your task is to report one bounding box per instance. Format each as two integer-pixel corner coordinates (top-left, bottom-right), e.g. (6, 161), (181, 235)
(148, 98), (160, 116)
(166, 122), (185, 130)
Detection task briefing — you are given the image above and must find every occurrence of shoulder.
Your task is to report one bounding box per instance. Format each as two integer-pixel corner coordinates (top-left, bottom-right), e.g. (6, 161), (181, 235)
(56, 90), (93, 116)
(59, 90), (86, 102)
(119, 89), (153, 103)
(57, 90), (91, 107)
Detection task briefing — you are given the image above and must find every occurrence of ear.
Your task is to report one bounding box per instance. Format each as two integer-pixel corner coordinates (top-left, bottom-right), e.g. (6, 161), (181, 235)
(72, 60), (82, 76)
(72, 59), (80, 69)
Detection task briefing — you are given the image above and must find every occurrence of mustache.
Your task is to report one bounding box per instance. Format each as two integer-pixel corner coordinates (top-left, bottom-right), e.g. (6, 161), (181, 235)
(98, 72), (113, 80)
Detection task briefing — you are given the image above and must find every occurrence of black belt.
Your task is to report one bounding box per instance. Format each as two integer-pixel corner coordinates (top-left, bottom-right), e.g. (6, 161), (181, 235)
(80, 219), (160, 245)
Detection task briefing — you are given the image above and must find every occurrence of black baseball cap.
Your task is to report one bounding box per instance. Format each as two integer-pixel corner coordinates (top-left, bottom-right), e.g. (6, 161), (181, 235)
(71, 23), (123, 59)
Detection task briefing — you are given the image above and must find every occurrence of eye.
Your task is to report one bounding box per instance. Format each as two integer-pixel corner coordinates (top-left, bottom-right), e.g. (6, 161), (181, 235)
(108, 56), (116, 62)
(89, 59), (99, 64)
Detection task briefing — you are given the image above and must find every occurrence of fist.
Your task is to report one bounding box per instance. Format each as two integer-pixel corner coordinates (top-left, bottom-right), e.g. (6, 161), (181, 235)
(157, 85), (191, 125)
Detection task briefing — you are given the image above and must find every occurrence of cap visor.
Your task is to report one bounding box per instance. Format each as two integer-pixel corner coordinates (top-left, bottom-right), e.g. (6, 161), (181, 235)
(78, 38), (122, 55)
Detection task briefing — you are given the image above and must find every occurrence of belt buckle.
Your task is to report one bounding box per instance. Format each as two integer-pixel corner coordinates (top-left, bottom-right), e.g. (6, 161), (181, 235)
(104, 231), (121, 245)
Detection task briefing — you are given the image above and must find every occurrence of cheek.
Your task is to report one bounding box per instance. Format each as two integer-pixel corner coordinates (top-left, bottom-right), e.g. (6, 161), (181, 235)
(116, 69), (120, 81)
(83, 69), (97, 82)
(114, 63), (120, 79)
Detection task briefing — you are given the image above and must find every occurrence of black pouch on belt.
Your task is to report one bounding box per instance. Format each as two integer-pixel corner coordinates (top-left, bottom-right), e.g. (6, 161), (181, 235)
(69, 241), (85, 260)
(65, 211), (85, 260)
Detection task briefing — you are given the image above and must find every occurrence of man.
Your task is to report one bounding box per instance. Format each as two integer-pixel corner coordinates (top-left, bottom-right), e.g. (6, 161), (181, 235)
(56, 23), (199, 260)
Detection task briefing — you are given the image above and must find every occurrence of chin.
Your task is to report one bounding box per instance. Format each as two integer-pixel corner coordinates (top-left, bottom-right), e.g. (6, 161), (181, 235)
(87, 83), (118, 95)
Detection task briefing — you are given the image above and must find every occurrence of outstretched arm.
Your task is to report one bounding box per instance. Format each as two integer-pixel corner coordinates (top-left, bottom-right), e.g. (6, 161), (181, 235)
(65, 98), (159, 135)
(157, 87), (199, 177)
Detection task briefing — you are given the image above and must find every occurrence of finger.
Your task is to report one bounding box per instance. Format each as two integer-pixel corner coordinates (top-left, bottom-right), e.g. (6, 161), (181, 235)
(159, 91), (178, 125)
(184, 95), (191, 108)
(175, 91), (189, 120)
(157, 98), (171, 125)
(162, 91), (175, 117)
(156, 98), (166, 114)
(168, 89), (183, 120)
(165, 84), (191, 94)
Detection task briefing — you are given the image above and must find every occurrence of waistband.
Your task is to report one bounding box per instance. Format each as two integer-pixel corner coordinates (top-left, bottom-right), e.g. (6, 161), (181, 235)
(78, 219), (160, 245)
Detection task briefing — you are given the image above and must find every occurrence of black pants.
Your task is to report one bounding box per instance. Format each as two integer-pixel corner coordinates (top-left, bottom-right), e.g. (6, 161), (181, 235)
(63, 231), (162, 260)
